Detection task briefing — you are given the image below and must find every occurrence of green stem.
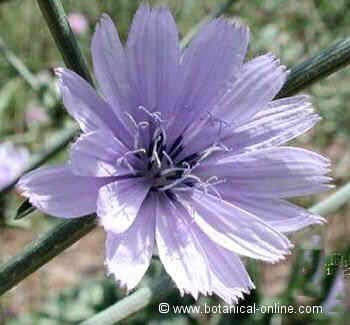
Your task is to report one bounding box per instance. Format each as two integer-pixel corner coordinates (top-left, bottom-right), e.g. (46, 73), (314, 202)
(0, 0), (12, 4)
(274, 183), (350, 308)
(310, 182), (350, 216)
(0, 36), (39, 90)
(80, 276), (173, 325)
(36, 0), (93, 84)
(286, 183), (350, 304)
(277, 37), (350, 98)
(0, 215), (96, 295)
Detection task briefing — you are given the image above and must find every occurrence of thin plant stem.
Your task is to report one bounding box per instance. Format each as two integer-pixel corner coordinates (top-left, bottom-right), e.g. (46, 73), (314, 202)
(277, 37), (350, 98)
(80, 276), (174, 325)
(0, 215), (96, 295)
(36, 0), (93, 84)
(0, 36), (39, 90)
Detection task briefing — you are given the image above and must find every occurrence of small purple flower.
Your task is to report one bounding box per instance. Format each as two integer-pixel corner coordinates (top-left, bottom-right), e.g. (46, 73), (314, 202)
(0, 142), (29, 191)
(26, 104), (50, 125)
(19, 4), (332, 303)
(322, 270), (345, 314)
(68, 13), (88, 35)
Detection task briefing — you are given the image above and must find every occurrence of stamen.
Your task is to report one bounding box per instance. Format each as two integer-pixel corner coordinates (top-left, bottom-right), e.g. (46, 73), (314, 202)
(150, 135), (163, 169)
(170, 144), (184, 160)
(195, 177), (226, 200)
(158, 177), (187, 191)
(134, 121), (149, 150)
(158, 172), (200, 192)
(206, 176), (219, 183)
(205, 111), (230, 129)
(138, 105), (164, 124)
(124, 112), (138, 129)
(153, 126), (167, 145)
(117, 149), (146, 175)
(194, 144), (226, 165)
(172, 186), (194, 192)
(162, 150), (174, 167)
(169, 135), (183, 154)
(159, 167), (186, 177)
(117, 157), (135, 174)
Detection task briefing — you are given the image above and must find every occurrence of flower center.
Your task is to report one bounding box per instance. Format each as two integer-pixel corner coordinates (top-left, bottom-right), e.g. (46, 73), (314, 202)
(119, 107), (226, 196)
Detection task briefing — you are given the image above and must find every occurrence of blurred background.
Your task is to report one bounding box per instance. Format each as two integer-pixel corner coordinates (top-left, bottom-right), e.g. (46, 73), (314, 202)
(0, 0), (349, 324)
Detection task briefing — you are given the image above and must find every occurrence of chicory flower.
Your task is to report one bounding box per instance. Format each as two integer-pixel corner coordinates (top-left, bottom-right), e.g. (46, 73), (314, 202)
(0, 142), (29, 191)
(18, 3), (331, 304)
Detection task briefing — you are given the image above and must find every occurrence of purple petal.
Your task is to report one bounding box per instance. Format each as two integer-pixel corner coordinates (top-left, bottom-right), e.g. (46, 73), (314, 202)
(56, 68), (132, 146)
(213, 53), (288, 128)
(169, 19), (249, 144)
(192, 225), (255, 304)
(196, 147), (332, 198)
(97, 177), (152, 233)
(156, 194), (254, 303)
(69, 130), (131, 177)
(91, 14), (131, 121)
(126, 4), (181, 121)
(105, 194), (156, 291)
(217, 187), (325, 233)
(171, 53), (289, 160)
(155, 194), (212, 299)
(0, 142), (29, 190)
(18, 165), (111, 218)
(180, 190), (293, 262)
(222, 95), (321, 153)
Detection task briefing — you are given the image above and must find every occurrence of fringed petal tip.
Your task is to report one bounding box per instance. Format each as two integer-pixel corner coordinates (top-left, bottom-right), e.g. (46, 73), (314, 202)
(16, 185), (33, 208)
(105, 260), (148, 293)
(216, 16), (250, 38)
(176, 279), (256, 306)
(100, 12), (113, 23)
(263, 53), (288, 75)
(16, 165), (109, 218)
(105, 265), (135, 293)
(228, 17), (250, 31)
(53, 67), (66, 80)
(17, 173), (41, 210)
(53, 68), (76, 94)
(269, 248), (294, 265)
(312, 215), (327, 224)
(94, 13), (119, 38)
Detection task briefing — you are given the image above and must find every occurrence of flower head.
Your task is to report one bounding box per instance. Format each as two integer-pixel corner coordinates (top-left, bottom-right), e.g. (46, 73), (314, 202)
(68, 12), (88, 35)
(19, 3), (331, 304)
(0, 142), (29, 191)
(26, 104), (50, 125)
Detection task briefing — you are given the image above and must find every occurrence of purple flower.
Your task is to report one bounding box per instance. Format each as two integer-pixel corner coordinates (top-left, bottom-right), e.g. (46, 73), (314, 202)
(18, 4), (332, 304)
(0, 142), (29, 191)
(322, 270), (345, 314)
(68, 13), (88, 35)
(26, 104), (50, 125)
(312, 256), (345, 314)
